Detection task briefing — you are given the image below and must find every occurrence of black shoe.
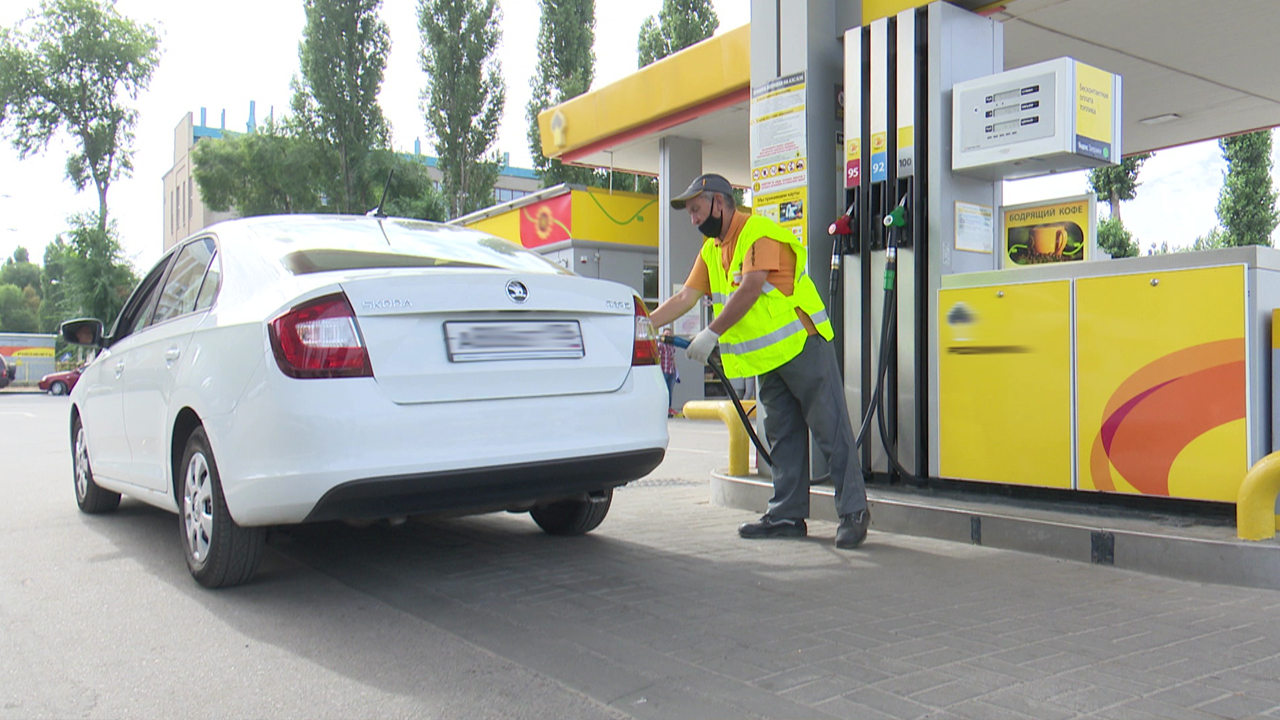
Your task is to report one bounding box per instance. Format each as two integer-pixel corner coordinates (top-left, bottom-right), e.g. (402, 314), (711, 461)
(835, 510), (870, 549)
(738, 514), (807, 539)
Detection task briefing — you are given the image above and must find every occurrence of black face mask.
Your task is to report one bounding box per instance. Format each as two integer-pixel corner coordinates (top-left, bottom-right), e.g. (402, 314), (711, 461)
(697, 196), (723, 238)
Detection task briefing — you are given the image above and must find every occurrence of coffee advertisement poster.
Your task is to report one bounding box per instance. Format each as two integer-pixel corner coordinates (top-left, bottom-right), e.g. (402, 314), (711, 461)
(1001, 194), (1097, 268)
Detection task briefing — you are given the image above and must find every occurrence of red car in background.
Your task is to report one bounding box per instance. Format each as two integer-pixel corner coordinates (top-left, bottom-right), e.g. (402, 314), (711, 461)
(39, 364), (84, 395)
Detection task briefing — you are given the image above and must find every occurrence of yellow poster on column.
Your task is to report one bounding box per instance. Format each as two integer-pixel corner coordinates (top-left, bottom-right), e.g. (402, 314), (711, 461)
(753, 187), (808, 247)
(1001, 195), (1095, 268)
(1075, 61), (1115, 161)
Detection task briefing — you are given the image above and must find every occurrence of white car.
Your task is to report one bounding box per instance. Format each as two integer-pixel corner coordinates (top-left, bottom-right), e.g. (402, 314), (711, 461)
(63, 215), (669, 588)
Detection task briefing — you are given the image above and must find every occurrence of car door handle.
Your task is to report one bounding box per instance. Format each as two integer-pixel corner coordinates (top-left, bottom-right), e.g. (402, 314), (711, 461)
(114, 361), (125, 379)
(165, 347), (181, 367)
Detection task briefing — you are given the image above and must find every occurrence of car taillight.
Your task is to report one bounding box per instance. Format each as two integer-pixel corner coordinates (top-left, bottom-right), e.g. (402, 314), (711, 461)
(632, 297), (659, 366)
(269, 293), (373, 379)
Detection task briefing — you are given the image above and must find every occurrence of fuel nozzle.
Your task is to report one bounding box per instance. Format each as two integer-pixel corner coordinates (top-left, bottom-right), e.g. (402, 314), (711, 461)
(882, 194), (908, 229)
(828, 199), (857, 236)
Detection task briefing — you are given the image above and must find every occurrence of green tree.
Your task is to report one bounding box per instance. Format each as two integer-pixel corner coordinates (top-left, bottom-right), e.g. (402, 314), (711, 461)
(40, 237), (72, 332)
(61, 213), (136, 325)
(193, 121), (328, 216)
(1217, 130), (1279, 247)
(365, 150), (449, 221)
(526, 0), (599, 187)
(0, 0), (160, 232)
(419, 0), (506, 217)
(1186, 227), (1228, 252)
(289, 0), (391, 214)
(1, 246), (42, 293)
(0, 283), (39, 332)
(1096, 216), (1138, 258)
(637, 0), (719, 67)
(1087, 152), (1151, 224)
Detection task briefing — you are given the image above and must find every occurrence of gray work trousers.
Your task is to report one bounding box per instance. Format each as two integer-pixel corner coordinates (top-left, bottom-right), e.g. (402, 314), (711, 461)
(758, 334), (868, 519)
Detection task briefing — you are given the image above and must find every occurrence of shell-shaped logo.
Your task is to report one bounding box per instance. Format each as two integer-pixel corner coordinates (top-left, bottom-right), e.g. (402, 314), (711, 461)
(1089, 338), (1245, 495)
(534, 205), (554, 240)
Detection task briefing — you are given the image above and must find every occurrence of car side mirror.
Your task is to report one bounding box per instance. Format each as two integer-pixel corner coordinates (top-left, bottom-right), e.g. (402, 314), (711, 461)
(60, 318), (105, 348)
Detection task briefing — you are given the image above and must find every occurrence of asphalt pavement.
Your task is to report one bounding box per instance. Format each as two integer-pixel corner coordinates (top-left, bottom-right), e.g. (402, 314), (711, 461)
(5, 395), (1280, 719)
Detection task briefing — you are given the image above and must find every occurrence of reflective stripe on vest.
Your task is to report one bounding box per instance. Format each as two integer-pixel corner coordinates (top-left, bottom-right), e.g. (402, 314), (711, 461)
(702, 215), (834, 377)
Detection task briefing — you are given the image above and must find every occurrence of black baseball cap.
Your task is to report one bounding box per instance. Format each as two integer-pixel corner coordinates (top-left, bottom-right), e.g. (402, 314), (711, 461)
(670, 173), (734, 210)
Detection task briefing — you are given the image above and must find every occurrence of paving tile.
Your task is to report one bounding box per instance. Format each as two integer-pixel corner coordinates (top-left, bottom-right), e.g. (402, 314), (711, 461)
(841, 686), (935, 720)
(1047, 686), (1140, 714)
(1147, 683), (1231, 708)
(869, 669), (958, 697)
(1195, 692), (1278, 720)
(909, 680), (993, 708)
(813, 695), (899, 720)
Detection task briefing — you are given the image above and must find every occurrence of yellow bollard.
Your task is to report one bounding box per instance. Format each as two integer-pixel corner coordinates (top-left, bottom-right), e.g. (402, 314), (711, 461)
(681, 400), (757, 477)
(1236, 451), (1280, 540)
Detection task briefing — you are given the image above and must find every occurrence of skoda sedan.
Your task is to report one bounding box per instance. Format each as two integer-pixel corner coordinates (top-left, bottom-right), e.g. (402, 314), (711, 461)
(63, 215), (668, 588)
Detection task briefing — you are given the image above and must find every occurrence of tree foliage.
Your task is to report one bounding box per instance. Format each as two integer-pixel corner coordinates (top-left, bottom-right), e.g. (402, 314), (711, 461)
(289, 0), (391, 213)
(1087, 152), (1151, 224)
(0, 0), (160, 231)
(419, 0), (506, 217)
(0, 283), (39, 333)
(1096, 216), (1137, 259)
(637, 0), (719, 67)
(1217, 130), (1279, 247)
(526, 0), (599, 187)
(40, 237), (72, 332)
(1186, 227), (1228, 252)
(1, 247), (42, 293)
(61, 212), (136, 325)
(193, 120), (328, 216)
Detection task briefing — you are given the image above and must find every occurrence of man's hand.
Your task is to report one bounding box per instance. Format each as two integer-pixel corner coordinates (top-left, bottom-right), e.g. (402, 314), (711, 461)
(686, 327), (720, 364)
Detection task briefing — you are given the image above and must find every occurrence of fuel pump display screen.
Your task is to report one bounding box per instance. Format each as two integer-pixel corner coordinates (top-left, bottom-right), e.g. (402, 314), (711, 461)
(957, 71), (1057, 151)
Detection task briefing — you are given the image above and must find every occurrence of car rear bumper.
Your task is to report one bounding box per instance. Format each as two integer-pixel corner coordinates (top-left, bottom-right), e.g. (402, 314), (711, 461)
(207, 365), (669, 525)
(304, 447), (664, 522)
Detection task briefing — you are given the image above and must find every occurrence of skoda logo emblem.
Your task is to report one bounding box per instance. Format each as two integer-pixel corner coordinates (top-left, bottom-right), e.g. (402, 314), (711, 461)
(506, 280), (529, 303)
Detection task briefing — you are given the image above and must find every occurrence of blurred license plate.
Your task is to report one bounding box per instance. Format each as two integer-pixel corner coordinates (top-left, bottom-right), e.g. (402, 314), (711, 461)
(444, 320), (584, 362)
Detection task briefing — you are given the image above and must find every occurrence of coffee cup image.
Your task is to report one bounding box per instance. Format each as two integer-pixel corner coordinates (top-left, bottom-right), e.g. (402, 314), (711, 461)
(1006, 221), (1084, 265)
(1030, 223), (1069, 256)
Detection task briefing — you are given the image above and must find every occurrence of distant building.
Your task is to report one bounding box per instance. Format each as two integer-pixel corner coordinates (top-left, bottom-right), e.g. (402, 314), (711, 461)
(162, 104), (542, 252)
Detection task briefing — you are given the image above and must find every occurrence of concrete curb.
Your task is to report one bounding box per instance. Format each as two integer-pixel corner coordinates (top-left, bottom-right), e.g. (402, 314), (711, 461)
(712, 472), (1280, 590)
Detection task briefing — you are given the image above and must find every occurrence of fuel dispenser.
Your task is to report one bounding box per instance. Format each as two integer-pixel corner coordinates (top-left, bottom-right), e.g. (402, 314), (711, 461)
(826, 2), (1277, 509)
(835, 3), (1004, 485)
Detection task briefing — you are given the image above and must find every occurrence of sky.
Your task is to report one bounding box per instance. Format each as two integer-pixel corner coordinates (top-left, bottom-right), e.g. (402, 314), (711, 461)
(0, 0), (1273, 273)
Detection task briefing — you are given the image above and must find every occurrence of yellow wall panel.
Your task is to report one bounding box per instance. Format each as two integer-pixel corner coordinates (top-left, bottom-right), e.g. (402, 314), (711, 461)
(939, 281), (1073, 488)
(570, 190), (659, 247)
(1076, 265), (1247, 500)
(465, 211), (521, 245)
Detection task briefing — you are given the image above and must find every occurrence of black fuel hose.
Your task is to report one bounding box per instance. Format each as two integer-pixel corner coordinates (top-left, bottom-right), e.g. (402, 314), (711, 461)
(662, 335), (773, 467)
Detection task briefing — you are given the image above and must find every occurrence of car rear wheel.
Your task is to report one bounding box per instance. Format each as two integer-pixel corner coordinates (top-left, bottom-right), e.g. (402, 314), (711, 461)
(50, 381), (68, 396)
(72, 417), (121, 514)
(179, 427), (264, 588)
(530, 489), (613, 536)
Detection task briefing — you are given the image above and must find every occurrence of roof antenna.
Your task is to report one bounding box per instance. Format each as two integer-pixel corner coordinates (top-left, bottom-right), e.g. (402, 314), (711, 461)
(367, 169), (395, 218)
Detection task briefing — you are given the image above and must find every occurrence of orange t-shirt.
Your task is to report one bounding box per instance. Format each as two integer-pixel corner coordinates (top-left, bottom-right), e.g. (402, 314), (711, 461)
(684, 211), (817, 334)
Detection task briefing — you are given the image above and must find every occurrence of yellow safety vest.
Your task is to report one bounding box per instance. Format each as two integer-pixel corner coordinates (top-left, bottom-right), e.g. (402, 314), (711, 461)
(702, 215), (833, 378)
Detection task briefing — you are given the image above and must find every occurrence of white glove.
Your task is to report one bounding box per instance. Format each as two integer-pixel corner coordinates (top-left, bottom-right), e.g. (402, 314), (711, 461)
(686, 327), (720, 364)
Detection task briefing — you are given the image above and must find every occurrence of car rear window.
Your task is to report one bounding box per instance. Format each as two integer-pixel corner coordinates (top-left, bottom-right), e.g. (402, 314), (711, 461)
(262, 217), (570, 276)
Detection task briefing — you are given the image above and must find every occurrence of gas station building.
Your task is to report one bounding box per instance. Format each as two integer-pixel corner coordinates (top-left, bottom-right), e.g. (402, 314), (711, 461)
(530, 0), (1280, 525)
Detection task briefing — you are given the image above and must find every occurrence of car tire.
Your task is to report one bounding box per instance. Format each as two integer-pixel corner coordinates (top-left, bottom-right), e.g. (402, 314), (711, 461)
(50, 381), (68, 396)
(530, 488), (613, 536)
(72, 417), (121, 514)
(179, 427), (265, 588)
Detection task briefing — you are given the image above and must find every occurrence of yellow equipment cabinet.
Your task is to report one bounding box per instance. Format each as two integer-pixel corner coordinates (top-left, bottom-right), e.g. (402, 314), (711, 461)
(1077, 265), (1247, 502)
(939, 280), (1073, 489)
(937, 249), (1280, 503)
